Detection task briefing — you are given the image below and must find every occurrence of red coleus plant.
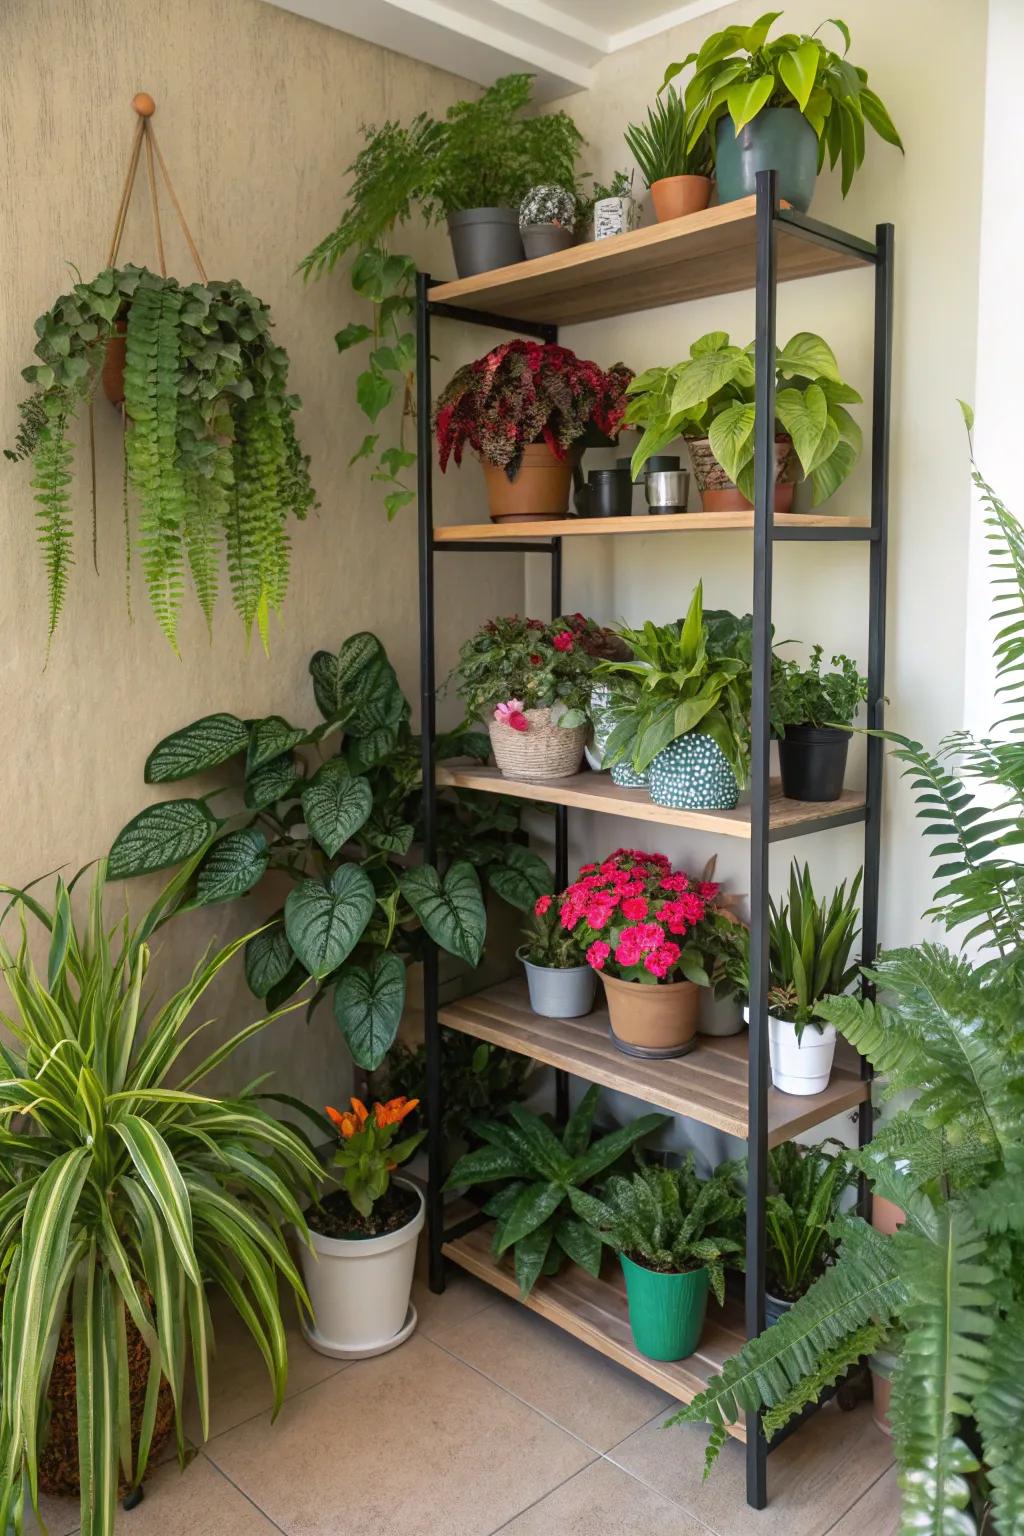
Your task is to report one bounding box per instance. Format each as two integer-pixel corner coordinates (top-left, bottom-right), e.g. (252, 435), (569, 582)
(434, 340), (633, 480)
(560, 849), (722, 985)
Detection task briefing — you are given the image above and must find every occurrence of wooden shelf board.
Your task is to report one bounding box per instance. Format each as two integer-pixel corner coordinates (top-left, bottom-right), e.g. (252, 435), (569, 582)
(428, 198), (871, 327)
(443, 1219), (747, 1436)
(439, 979), (868, 1144)
(433, 511), (871, 542)
(435, 764), (866, 841)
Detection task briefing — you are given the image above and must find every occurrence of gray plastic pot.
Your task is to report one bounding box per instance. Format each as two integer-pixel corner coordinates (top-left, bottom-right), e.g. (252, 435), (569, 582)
(715, 109), (819, 213)
(522, 223), (575, 259)
(519, 949), (596, 1019)
(447, 208), (523, 277)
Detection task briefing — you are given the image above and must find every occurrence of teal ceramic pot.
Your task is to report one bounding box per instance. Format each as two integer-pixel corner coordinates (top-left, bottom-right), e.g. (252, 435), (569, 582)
(610, 759), (649, 789)
(649, 734), (739, 811)
(620, 1254), (709, 1361)
(715, 109), (819, 213)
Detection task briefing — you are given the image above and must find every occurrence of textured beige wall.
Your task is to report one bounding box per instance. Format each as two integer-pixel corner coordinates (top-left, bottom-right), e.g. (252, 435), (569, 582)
(532, 0), (987, 954)
(0, 0), (519, 1106)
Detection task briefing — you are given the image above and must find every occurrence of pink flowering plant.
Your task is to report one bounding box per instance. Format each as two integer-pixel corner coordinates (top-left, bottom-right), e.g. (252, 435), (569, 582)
(520, 892), (587, 968)
(561, 849), (723, 985)
(455, 613), (611, 731)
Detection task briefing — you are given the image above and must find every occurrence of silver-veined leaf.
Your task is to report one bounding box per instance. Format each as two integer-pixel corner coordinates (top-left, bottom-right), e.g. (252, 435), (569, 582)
(284, 865), (375, 978)
(333, 952), (406, 1070)
(300, 761), (372, 857)
(399, 861), (486, 965)
(193, 829), (269, 907)
(145, 713), (248, 783)
(108, 799), (217, 879)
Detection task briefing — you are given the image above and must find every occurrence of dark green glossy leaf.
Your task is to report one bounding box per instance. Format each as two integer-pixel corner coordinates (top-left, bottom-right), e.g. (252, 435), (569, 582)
(284, 865), (375, 978)
(333, 953), (406, 1070)
(108, 800), (217, 879)
(399, 861), (486, 966)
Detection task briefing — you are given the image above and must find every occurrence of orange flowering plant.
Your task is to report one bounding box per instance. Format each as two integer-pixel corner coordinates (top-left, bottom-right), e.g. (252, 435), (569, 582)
(325, 1096), (426, 1218)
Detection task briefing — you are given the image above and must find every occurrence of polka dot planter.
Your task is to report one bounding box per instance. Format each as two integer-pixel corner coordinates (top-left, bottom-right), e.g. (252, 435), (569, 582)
(648, 734), (739, 811)
(610, 759), (649, 789)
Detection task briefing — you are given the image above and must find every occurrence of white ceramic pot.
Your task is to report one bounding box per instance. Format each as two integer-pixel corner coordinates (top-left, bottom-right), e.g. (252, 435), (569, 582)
(743, 1008), (837, 1095)
(300, 1178), (424, 1359)
(593, 195), (638, 239)
(698, 991), (745, 1037)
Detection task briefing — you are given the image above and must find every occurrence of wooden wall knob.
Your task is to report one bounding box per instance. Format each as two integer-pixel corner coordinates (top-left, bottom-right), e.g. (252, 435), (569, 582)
(131, 92), (156, 117)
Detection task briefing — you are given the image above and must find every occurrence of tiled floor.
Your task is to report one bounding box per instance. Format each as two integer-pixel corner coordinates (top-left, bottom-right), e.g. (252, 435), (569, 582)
(39, 1268), (898, 1536)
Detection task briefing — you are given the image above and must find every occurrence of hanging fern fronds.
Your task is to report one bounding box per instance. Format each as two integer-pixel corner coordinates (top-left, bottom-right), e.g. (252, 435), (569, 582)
(7, 265), (315, 652)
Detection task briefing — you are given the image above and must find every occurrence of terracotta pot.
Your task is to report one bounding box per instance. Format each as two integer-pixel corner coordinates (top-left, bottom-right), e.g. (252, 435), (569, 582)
(601, 972), (700, 1059)
(871, 1193), (905, 1236)
(102, 321), (127, 406)
(482, 442), (573, 523)
(687, 436), (795, 512)
(650, 176), (713, 222)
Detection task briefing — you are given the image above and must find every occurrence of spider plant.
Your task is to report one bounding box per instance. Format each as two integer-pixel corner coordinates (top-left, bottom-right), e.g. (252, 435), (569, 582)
(0, 860), (322, 1536)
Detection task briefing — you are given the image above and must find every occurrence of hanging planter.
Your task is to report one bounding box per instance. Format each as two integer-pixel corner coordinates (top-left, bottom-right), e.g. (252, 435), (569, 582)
(6, 95), (314, 653)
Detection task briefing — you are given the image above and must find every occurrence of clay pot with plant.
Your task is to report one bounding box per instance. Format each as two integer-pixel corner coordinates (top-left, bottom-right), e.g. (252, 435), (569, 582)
(664, 14), (902, 213)
(624, 329), (862, 512)
(625, 84), (714, 222)
(434, 339), (632, 523)
(773, 645), (868, 801)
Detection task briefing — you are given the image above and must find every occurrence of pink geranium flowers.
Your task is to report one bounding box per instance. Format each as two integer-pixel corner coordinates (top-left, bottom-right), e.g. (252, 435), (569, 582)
(560, 848), (718, 987)
(494, 699), (529, 732)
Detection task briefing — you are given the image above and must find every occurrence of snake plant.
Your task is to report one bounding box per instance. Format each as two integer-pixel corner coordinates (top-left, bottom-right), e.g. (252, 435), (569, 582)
(671, 438), (1024, 1536)
(0, 861), (323, 1536)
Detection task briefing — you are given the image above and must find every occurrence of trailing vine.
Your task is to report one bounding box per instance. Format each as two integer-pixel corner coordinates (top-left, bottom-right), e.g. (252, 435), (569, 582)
(7, 265), (315, 651)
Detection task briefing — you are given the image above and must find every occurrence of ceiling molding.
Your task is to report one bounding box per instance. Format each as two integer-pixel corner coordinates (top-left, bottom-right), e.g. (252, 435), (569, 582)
(263, 0), (735, 98)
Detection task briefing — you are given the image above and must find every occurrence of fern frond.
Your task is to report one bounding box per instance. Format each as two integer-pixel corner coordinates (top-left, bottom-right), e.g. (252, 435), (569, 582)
(974, 1304), (1024, 1536)
(973, 464), (1024, 730)
(182, 468), (224, 634)
(762, 1320), (885, 1437)
(29, 398), (75, 643)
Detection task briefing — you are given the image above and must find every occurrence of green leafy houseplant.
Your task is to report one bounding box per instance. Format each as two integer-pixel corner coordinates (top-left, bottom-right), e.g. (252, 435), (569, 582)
(445, 1085), (668, 1297)
(664, 12), (902, 196)
(767, 860), (862, 1036)
(624, 85), (714, 186)
(379, 1033), (534, 1148)
(7, 265), (314, 650)
(624, 329), (862, 503)
(0, 862), (322, 1535)
(454, 613), (613, 732)
(671, 443), (1024, 1535)
(597, 582), (751, 782)
(106, 632), (549, 1074)
(772, 645), (867, 729)
(757, 1140), (854, 1301)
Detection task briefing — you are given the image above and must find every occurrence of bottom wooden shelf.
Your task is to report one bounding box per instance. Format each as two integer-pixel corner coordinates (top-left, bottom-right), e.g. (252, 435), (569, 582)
(443, 1220), (747, 1442)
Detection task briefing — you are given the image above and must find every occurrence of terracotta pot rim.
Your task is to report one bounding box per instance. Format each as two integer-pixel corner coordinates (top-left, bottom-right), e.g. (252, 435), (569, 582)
(601, 971), (697, 993)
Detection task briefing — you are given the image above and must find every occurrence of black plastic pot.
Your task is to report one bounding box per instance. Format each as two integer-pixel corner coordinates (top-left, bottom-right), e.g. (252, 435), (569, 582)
(588, 466), (632, 517)
(778, 724), (850, 802)
(447, 208), (523, 277)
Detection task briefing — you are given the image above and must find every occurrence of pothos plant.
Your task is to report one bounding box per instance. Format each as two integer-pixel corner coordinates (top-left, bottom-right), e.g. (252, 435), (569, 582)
(6, 265), (314, 650)
(108, 632), (552, 1072)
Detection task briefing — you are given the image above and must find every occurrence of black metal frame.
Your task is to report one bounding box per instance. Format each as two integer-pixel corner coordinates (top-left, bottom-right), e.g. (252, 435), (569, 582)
(415, 176), (893, 1510)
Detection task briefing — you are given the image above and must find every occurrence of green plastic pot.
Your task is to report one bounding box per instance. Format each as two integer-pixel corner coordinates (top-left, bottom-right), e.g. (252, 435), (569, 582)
(715, 109), (819, 213)
(620, 1254), (709, 1361)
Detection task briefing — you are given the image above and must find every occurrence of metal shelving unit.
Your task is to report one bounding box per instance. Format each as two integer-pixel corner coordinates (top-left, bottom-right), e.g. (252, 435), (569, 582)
(416, 173), (893, 1510)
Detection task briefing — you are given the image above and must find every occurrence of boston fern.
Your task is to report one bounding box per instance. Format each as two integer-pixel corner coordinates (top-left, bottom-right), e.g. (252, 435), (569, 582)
(445, 1086), (667, 1297)
(671, 442), (1024, 1536)
(108, 632), (548, 1073)
(0, 862), (322, 1536)
(7, 265), (314, 651)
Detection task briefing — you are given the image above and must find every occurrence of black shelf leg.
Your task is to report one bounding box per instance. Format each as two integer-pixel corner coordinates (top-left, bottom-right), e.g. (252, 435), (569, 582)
(745, 170), (778, 1512)
(858, 221), (895, 1205)
(417, 271), (445, 1296)
(550, 532), (571, 1123)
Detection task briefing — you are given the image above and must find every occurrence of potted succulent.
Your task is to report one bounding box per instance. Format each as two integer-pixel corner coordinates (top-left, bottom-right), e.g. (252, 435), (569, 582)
(625, 330), (862, 510)
(519, 184), (577, 258)
(624, 84), (714, 222)
(453, 613), (606, 780)
(0, 863), (321, 1534)
(519, 890), (597, 1018)
(587, 169), (638, 240)
(755, 1139), (854, 1323)
(747, 860), (862, 1095)
(445, 1085), (668, 1297)
(7, 265), (315, 651)
(663, 14), (902, 212)
(598, 583), (751, 811)
(773, 646), (868, 801)
(302, 1096), (425, 1358)
(574, 1156), (744, 1361)
(435, 340), (632, 522)
(565, 849), (722, 1057)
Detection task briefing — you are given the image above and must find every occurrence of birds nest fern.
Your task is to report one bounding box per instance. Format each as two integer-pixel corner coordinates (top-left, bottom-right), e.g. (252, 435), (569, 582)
(7, 265), (315, 652)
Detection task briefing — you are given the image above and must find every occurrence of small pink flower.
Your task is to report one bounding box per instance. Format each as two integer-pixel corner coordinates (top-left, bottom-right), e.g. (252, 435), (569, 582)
(620, 896), (649, 921)
(698, 880), (721, 899)
(552, 631), (574, 653)
(494, 699), (526, 725)
(659, 873), (690, 893)
(586, 940), (610, 970)
(534, 894), (552, 916)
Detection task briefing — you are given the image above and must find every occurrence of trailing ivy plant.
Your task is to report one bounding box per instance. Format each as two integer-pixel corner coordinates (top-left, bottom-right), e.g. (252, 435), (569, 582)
(108, 632), (550, 1073)
(6, 265), (315, 651)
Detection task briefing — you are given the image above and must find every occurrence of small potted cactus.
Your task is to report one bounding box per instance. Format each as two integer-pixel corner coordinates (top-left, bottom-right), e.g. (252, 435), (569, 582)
(519, 184), (576, 259)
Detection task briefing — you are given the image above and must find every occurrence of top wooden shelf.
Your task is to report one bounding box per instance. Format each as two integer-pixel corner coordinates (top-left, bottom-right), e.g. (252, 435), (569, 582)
(428, 198), (874, 328)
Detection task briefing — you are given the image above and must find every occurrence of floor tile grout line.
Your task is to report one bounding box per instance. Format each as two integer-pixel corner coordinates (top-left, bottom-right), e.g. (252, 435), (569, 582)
(595, 1451), (724, 1536)
(199, 1450), (291, 1534)
(198, 1358), (352, 1449)
(482, 1460), (602, 1536)
(818, 1460), (897, 1536)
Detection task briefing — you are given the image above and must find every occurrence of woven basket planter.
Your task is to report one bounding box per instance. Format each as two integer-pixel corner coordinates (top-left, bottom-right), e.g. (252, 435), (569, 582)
(487, 707), (586, 781)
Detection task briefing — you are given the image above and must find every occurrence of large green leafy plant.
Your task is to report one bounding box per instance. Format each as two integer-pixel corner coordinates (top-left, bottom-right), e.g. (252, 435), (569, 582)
(299, 75), (583, 518)
(625, 329), (862, 502)
(663, 12), (902, 196)
(0, 862), (322, 1535)
(445, 1086), (667, 1297)
(6, 265), (314, 651)
(108, 633), (547, 1073)
(672, 443), (1024, 1536)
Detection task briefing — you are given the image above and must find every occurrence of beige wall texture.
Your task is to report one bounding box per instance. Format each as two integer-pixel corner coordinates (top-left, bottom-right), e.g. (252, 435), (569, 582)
(530, 0), (987, 954)
(0, 0), (518, 1106)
